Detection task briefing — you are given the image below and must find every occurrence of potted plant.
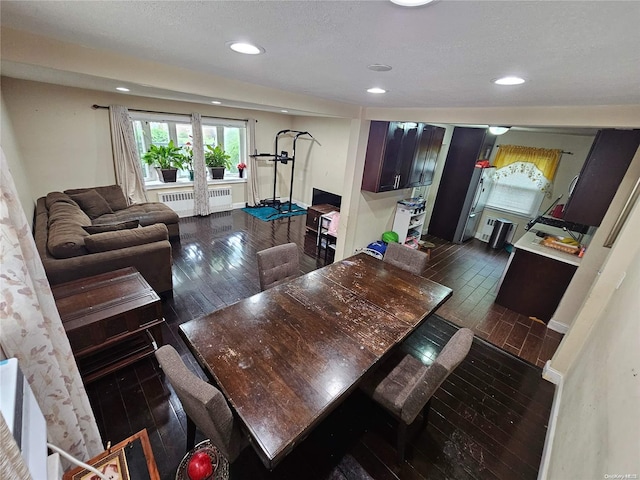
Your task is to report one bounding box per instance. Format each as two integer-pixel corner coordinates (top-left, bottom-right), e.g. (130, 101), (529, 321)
(237, 162), (247, 178)
(182, 142), (194, 181)
(204, 144), (232, 180)
(142, 140), (186, 182)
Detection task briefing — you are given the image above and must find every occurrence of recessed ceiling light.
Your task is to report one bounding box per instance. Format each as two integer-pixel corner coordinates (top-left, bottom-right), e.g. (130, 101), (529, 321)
(493, 76), (526, 86)
(390, 0), (437, 6)
(116, 87), (130, 92)
(367, 64), (392, 72)
(489, 126), (511, 135)
(280, 110), (288, 113)
(367, 87), (387, 94)
(228, 42), (264, 55)
(211, 101), (221, 105)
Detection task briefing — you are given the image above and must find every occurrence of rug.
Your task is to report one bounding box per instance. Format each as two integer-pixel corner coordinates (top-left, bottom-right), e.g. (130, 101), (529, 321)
(242, 203), (307, 221)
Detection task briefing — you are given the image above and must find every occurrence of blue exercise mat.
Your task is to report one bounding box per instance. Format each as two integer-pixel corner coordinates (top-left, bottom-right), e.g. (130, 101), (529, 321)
(242, 203), (307, 221)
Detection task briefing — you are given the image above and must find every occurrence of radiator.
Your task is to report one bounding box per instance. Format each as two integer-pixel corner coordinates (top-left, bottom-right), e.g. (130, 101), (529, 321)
(477, 217), (518, 243)
(158, 188), (232, 218)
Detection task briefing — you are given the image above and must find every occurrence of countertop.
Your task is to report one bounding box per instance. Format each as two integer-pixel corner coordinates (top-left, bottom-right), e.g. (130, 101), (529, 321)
(514, 230), (582, 267)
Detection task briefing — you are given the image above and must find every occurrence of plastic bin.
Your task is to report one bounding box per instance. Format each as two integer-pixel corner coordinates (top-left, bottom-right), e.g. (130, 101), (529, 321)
(489, 219), (513, 249)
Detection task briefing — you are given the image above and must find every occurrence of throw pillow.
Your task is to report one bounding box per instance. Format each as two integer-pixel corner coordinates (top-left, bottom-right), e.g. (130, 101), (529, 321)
(65, 185), (128, 211)
(69, 190), (114, 219)
(82, 220), (140, 234)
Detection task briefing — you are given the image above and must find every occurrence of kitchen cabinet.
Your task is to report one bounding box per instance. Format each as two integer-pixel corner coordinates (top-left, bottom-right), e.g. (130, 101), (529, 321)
(495, 231), (580, 323)
(563, 129), (640, 227)
(362, 121), (445, 193)
(428, 127), (493, 241)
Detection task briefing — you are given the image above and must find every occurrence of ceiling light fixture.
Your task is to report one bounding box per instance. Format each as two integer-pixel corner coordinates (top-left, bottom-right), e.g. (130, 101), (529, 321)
(367, 87), (387, 94)
(211, 101), (221, 105)
(228, 42), (264, 55)
(390, 0), (437, 6)
(115, 87), (130, 92)
(367, 64), (392, 72)
(493, 76), (526, 86)
(489, 126), (511, 135)
(280, 110), (288, 113)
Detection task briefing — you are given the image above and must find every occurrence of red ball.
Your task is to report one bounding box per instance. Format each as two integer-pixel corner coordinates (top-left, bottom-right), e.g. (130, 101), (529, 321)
(187, 451), (213, 480)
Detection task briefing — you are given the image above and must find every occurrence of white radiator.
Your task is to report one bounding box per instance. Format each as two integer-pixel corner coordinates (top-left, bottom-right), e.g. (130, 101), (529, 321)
(477, 217), (518, 243)
(158, 188), (232, 218)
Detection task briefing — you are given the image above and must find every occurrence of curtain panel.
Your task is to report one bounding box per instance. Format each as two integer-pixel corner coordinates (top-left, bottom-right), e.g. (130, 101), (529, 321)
(109, 105), (148, 204)
(0, 149), (103, 465)
(0, 414), (31, 479)
(191, 113), (209, 216)
(247, 118), (260, 207)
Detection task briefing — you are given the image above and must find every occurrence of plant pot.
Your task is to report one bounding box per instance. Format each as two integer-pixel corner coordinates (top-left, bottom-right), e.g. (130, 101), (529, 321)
(238, 169), (245, 179)
(208, 167), (225, 180)
(157, 167), (178, 183)
(188, 170), (195, 181)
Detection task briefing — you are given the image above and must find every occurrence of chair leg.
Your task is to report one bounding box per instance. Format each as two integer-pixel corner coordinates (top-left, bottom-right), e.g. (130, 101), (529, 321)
(186, 415), (196, 453)
(396, 421), (407, 464)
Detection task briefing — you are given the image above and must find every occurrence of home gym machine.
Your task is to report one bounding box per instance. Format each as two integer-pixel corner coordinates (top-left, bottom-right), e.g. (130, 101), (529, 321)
(250, 129), (314, 219)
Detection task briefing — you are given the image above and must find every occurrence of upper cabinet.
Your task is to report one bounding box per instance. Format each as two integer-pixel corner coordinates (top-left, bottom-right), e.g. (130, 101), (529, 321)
(361, 121), (445, 193)
(563, 129), (640, 227)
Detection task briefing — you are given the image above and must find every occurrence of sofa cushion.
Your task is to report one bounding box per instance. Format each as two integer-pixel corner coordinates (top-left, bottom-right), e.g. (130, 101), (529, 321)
(65, 185), (129, 211)
(82, 220), (140, 234)
(69, 190), (114, 219)
(46, 201), (91, 259)
(84, 223), (168, 253)
(91, 202), (179, 227)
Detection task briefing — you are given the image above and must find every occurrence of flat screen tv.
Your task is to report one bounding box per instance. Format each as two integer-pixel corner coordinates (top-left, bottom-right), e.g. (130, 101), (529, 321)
(312, 188), (341, 209)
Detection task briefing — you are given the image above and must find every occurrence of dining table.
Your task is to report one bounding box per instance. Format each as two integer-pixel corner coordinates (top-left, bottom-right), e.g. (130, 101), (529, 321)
(179, 252), (452, 469)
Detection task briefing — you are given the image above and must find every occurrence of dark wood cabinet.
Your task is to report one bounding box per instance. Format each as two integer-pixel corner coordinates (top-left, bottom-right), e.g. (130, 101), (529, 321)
(362, 121), (445, 192)
(428, 127), (490, 241)
(563, 129), (640, 227)
(495, 249), (577, 323)
(305, 203), (339, 236)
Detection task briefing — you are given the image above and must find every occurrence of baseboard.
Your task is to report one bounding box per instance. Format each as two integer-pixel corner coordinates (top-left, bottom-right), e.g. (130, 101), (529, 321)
(547, 318), (569, 334)
(542, 360), (563, 385)
(537, 376), (563, 480)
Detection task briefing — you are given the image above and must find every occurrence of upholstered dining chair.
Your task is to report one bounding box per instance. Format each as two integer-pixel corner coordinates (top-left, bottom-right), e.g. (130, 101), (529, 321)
(256, 242), (300, 291)
(361, 328), (474, 463)
(383, 242), (429, 276)
(154, 345), (247, 462)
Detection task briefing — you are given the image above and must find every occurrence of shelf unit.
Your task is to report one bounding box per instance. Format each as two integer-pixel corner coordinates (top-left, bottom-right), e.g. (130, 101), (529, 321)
(317, 212), (339, 262)
(392, 202), (426, 248)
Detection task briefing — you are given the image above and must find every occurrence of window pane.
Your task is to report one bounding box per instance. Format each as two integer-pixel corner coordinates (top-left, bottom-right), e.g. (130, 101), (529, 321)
(133, 120), (153, 180)
(176, 124), (193, 146)
(224, 127), (240, 173)
(150, 122), (170, 145)
(202, 126), (218, 146)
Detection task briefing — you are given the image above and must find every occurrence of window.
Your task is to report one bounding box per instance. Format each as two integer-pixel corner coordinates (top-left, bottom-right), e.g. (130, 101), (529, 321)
(131, 112), (247, 183)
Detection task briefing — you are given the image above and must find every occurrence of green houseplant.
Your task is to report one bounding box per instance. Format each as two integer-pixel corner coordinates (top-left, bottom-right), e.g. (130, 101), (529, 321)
(204, 144), (232, 179)
(142, 140), (186, 182)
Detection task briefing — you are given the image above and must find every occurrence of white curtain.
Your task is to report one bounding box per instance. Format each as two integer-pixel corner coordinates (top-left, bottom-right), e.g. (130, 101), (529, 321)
(191, 113), (209, 216)
(0, 150), (103, 464)
(0, 414), (31, 480)
(247, 118), (260, 207)
(109, 105), (148, 204)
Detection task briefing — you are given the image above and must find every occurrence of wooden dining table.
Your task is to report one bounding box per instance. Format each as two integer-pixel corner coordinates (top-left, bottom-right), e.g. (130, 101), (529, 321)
(179, 252), (452, 469)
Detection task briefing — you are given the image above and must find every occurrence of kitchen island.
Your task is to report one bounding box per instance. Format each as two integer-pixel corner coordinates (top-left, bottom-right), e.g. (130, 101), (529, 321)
(495, 230), (582, 323)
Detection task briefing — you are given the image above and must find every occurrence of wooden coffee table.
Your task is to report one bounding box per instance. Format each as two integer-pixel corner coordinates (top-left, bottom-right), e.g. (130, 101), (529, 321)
(52, 267), (165, 383)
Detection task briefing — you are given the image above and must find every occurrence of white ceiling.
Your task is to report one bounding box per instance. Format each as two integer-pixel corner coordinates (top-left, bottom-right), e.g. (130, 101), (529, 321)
(1, 0), (639, 110)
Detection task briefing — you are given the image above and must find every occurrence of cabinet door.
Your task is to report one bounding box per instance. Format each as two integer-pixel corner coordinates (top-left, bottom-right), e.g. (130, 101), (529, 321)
(563, 129), (640, 226)
(406, 125), (446, 187)
(396, 123), (420, 189)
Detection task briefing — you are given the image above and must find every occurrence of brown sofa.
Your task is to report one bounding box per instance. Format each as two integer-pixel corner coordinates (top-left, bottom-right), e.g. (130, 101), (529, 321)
(34, 185), (179, 295)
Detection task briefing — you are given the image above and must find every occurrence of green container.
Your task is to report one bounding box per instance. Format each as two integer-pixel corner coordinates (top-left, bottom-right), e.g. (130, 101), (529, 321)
(382, 231), (399, 244)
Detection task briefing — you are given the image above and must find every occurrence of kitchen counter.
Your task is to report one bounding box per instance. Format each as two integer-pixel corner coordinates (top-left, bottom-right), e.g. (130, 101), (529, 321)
(515, 230), (582, 267)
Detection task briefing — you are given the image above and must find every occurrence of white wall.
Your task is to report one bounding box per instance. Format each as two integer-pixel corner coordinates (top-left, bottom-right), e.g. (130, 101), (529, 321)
(544, 197), (640, 479)
(1, 90), (34, 221)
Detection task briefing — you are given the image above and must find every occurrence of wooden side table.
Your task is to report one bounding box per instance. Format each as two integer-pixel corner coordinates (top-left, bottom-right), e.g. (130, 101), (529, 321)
(52, 267), (165, 383)
(63, 429), (159, 480)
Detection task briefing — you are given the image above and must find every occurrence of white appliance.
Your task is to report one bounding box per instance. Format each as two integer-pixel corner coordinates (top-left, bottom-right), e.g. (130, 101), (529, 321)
(453, 166), (495, 244)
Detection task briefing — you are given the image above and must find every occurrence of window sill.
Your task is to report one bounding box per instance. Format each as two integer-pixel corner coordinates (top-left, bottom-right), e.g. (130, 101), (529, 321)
(145, 177), (247, 190)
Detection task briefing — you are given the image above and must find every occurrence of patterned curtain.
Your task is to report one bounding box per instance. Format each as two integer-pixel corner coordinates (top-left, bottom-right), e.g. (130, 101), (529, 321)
(0, 150), (103, 464)
(109, 105), (148, 204)
(247, 118), (260, 207)
(191, 113), (209, 216)
(0, 414), (31, 479)
(487, 145), (563, 216)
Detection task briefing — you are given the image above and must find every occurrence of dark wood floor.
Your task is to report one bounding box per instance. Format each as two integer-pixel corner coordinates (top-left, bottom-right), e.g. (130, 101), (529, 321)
(86, 210), (555, 480)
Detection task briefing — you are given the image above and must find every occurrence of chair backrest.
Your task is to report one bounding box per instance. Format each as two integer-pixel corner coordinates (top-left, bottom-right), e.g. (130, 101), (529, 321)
(383, 242), (429, 276)
(400, 328), (474, 424)
(256, 242), (300, 291)
(154, 345), (244, 461)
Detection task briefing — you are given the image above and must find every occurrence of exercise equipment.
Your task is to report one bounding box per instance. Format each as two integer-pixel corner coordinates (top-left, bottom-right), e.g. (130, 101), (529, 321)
(250, 129), (314, 219)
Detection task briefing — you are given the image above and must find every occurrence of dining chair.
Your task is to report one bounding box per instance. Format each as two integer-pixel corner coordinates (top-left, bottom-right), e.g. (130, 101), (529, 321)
(383, 241), (429, 276)
(256, 242), (300, 291)
(154, 345), (247, 462)
(361, 327), (474, 463)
